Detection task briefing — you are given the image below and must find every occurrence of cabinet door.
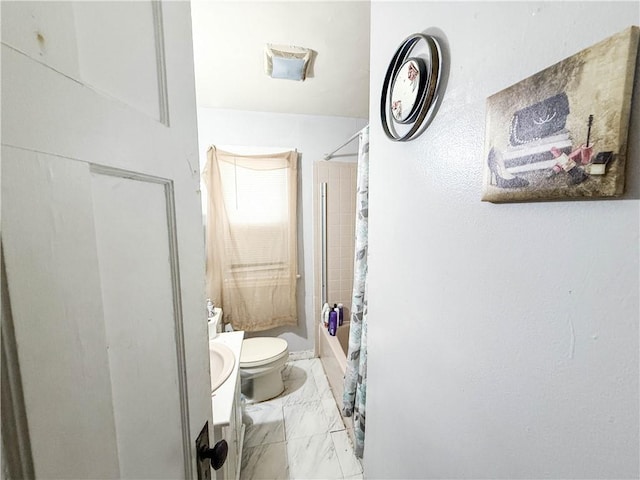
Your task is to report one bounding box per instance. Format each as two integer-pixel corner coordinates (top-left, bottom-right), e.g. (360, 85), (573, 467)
(214, 373), (244, 480)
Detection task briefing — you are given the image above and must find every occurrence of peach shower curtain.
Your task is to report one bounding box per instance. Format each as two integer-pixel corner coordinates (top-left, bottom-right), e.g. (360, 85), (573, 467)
(202, 146), (298, 332)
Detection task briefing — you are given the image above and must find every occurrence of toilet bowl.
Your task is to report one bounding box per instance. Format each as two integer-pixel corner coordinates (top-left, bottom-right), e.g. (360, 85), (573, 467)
(239, 337), (289, 404)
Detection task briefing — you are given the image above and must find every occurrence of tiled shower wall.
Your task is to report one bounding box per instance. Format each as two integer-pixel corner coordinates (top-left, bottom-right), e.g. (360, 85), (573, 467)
(313, 161), (357, 346)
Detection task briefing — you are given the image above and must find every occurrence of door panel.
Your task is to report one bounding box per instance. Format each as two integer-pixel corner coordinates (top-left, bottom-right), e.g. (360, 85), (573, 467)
(1, 2), (81, 78)
(91, 171), (184, 479)
(73, 1), (164, 122)
(2, 147), (121, 479)
(2, 1), (165, 123)
(0, 44), (170, 176)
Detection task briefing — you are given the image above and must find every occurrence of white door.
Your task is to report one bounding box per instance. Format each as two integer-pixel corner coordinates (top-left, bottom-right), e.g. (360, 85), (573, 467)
(1, 2), (212, 478)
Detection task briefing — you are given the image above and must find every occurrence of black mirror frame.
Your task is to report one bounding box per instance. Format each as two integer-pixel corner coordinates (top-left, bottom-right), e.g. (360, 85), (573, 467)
(381, 33), (444, 142)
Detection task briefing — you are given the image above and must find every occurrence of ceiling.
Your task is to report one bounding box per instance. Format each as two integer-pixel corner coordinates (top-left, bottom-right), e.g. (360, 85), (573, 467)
(190, 1), (371, 119)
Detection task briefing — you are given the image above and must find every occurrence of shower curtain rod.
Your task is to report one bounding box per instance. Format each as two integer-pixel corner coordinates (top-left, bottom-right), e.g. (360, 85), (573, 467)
(323, 125), (369, 160)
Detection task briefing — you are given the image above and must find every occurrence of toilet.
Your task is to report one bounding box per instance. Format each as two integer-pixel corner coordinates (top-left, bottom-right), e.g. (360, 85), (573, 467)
(239, 337), (289, 403)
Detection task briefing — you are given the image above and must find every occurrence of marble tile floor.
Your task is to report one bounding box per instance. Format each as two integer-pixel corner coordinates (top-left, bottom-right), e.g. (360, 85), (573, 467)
(240, 358), (363, 480)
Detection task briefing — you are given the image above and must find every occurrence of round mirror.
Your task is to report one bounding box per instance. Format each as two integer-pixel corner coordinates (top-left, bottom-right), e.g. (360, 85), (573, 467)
(390, 58), (427, 124)
(380, 33), (444, 142)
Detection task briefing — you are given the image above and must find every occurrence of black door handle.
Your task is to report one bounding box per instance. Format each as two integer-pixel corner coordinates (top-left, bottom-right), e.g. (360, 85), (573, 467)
(199, 439), (228, 471)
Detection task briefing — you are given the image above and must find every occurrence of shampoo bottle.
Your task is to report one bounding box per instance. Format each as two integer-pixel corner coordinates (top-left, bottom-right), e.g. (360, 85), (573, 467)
(337, 303), (344, 326)
(321, 303), (330, 328)
(328, 309), (338, 336)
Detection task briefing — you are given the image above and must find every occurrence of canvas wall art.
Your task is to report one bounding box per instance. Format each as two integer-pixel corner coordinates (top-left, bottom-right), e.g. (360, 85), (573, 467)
(482, 26), (639, 203)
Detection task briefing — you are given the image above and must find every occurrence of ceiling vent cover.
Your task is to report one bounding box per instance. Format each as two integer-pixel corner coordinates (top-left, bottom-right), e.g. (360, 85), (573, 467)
(264, 44), (314, 81)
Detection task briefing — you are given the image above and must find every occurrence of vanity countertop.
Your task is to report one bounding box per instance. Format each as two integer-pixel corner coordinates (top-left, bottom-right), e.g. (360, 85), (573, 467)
(210, 330), (244, 427)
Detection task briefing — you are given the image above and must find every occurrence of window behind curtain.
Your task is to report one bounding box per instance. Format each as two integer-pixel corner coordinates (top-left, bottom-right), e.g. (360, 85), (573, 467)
(203, 147), (298, 332)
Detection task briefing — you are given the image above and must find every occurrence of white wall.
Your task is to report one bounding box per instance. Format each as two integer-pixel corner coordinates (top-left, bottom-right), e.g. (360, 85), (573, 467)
(365, 2), (639, 479)
(197, 108), (367, 352)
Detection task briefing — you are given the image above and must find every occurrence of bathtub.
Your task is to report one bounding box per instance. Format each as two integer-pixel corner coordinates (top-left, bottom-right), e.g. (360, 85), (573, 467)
(318, 321), (354, 431)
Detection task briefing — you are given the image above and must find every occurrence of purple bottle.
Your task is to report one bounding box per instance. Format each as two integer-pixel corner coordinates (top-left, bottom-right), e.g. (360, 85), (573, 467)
(328, 310), (338, 336)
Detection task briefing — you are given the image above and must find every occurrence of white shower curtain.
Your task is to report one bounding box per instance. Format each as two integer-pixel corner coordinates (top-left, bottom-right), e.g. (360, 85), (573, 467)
(342, 126), (369, 459)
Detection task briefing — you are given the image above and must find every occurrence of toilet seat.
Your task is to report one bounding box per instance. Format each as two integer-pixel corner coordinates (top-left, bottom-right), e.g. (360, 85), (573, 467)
(240, 337), (288, 368)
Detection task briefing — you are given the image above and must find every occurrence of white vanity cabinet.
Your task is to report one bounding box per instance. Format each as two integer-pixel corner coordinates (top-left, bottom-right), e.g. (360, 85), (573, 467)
(210, 331), (245, 480)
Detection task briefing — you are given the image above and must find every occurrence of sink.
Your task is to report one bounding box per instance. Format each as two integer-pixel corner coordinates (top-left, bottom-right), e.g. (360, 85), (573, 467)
(209, 342), (236, 393)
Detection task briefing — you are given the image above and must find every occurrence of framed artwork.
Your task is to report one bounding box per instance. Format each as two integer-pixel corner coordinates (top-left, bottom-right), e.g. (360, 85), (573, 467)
(482, 26), (639, 203)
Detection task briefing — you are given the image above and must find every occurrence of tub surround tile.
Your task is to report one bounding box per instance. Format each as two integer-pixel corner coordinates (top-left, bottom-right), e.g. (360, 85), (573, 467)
(331, 430), (363, 477)
(287, 433), (343, 480)
(243, 402), (285, 448)
(241, 441), (288, 480)
(314, 161), (356, 350)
